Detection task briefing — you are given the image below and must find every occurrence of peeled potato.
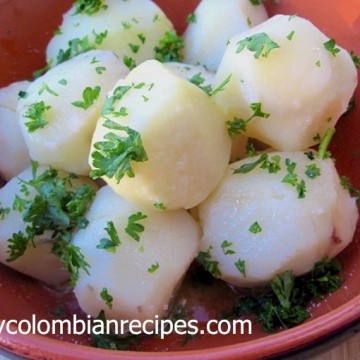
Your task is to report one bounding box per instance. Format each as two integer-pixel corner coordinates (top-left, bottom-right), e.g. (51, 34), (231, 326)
(17, 50), (129, 175)
(182, 0), (268, 71)
(0, 81), (31, 180)
(46, 0), (174, 68)
(213, 14), (358, 151)
(90, 59), (231, 210)
(0, 165), (97, 286)
(198, 151), (358, 287)
(73, 186), (200, 329)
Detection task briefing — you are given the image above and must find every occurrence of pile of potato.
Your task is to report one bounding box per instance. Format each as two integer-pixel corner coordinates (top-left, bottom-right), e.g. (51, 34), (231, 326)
(0, 0), (358, 331)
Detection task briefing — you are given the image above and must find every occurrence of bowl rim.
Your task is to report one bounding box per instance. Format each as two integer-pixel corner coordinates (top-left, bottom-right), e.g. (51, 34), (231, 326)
(0, 292), (359, 360)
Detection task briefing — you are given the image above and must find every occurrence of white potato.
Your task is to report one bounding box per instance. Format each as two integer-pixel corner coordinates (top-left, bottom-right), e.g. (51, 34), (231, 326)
(73, 186), (200, 329)
(213, 14), (358, 151)
(90, 59), (231, 210)
(0, 165), (97, 286)
(17, 50), (129, 175)
(46, 0), (174, 68)
(0, 81), (31, 180)
(182, 0), (268, 71)
(198, 151), (358, 287)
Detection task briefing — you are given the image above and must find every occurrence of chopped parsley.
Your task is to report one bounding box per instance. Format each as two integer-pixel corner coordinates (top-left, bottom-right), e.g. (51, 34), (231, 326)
(0, 204), (10, 220)
(197, 246), (221, 277)
(38, 82), (59, 96)
(55, 36), (96, 65)
(186, 13), (197, 23)
(286, 30), (295, 41)
(90, 119), (148, 183)
(305, 164), (321, 179)
(221, 240), (235, 255)
(189, 72), (212, 94)
(350, 50), (360, 69)
(154, 31), (184, 62)
(96, 221), (121, 253)
(73, 0), (108, 16)
(236, 33), (280, 59)
(148, 261), (160, 273)
(91, 310), (139, 350)
(249, 221), (262, 234)
(226, 102), (270, 138)
(235, 259), (246, 277)
(281, 159), (307, 199)
(340, 176), (360, 205)
(6, 161), (95, 286)
(233, 153), (281, 174)
(125, 212), (147, 241)
(72, 86), (101, 110)
(228, 257), (342, 332)
(324, 39), (340, 57)
(210, 74), (232, 97)
(100, 288), (113, 310)
(23, 101), (51, 133)
(123, 56), (137, 70)
(153, 202), (166, 210)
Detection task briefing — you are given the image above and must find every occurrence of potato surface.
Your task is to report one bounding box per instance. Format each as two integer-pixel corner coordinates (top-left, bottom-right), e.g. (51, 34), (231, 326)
(17, 50), (129, 175)
(198, 151), (358, 287)
(0, 165), (97, 286)
(0, 81), (31, 180)
(90, 59), (231, 210)
(182, 0), (268, 71)
(46, 0), (174, 68)
(213, 14), (358, 151)
(73, 186), (200, 329)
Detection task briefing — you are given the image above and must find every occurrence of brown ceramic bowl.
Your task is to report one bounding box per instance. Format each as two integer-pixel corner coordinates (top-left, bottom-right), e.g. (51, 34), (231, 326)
(0, 0), (359, 359)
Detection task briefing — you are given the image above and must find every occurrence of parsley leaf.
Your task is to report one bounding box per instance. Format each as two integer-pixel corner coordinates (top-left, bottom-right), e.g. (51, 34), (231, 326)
(0, 204), (10, 220)
(226, 102), (270, 138)
(221, 240), (235, 255)
(197, 246), (221, 277)
(91, 310), (139, 350)
(73, 0), (108, 16)
(305, 164), (321, 179)
(236, 33), (280, 59)
(23, 101), (51, 133)
(72, 86), (101, 110)
(323, 39), (340, 57)
(148, 262), (160, 273)
(90, 119), (148, 183)
(228, 257), (342, 332)
(96, 221), (121, 253)
(154, 31), (184, 62)
(249, 221), (262, 234)
(100, 288), (113, 309)
(235, 259), (246, 277)
(340, 176), (360, 205)
(125, 212), (147, 241)
(317, 128), (335, 160)
(6, 162), (95, 286)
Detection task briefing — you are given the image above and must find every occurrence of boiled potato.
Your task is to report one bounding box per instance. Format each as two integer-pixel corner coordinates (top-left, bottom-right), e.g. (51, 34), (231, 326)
(213, 14), (358, 151)
(73, 186), (200, 329)
(90, 59), (231, 210)
(17, 50), (129, 175)
(182, 0), (268, 71)
(198, 151), (358, 287)
(0, 165), (97, 286)
(46, 0), (174, 68)
(0, 81), (31, 180)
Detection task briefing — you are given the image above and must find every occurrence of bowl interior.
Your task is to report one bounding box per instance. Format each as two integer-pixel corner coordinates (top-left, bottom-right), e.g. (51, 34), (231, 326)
(0, 0), (359, 359)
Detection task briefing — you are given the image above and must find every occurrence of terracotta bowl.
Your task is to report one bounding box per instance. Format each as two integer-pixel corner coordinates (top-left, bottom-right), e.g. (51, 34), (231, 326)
(0, 0), (359, 359)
